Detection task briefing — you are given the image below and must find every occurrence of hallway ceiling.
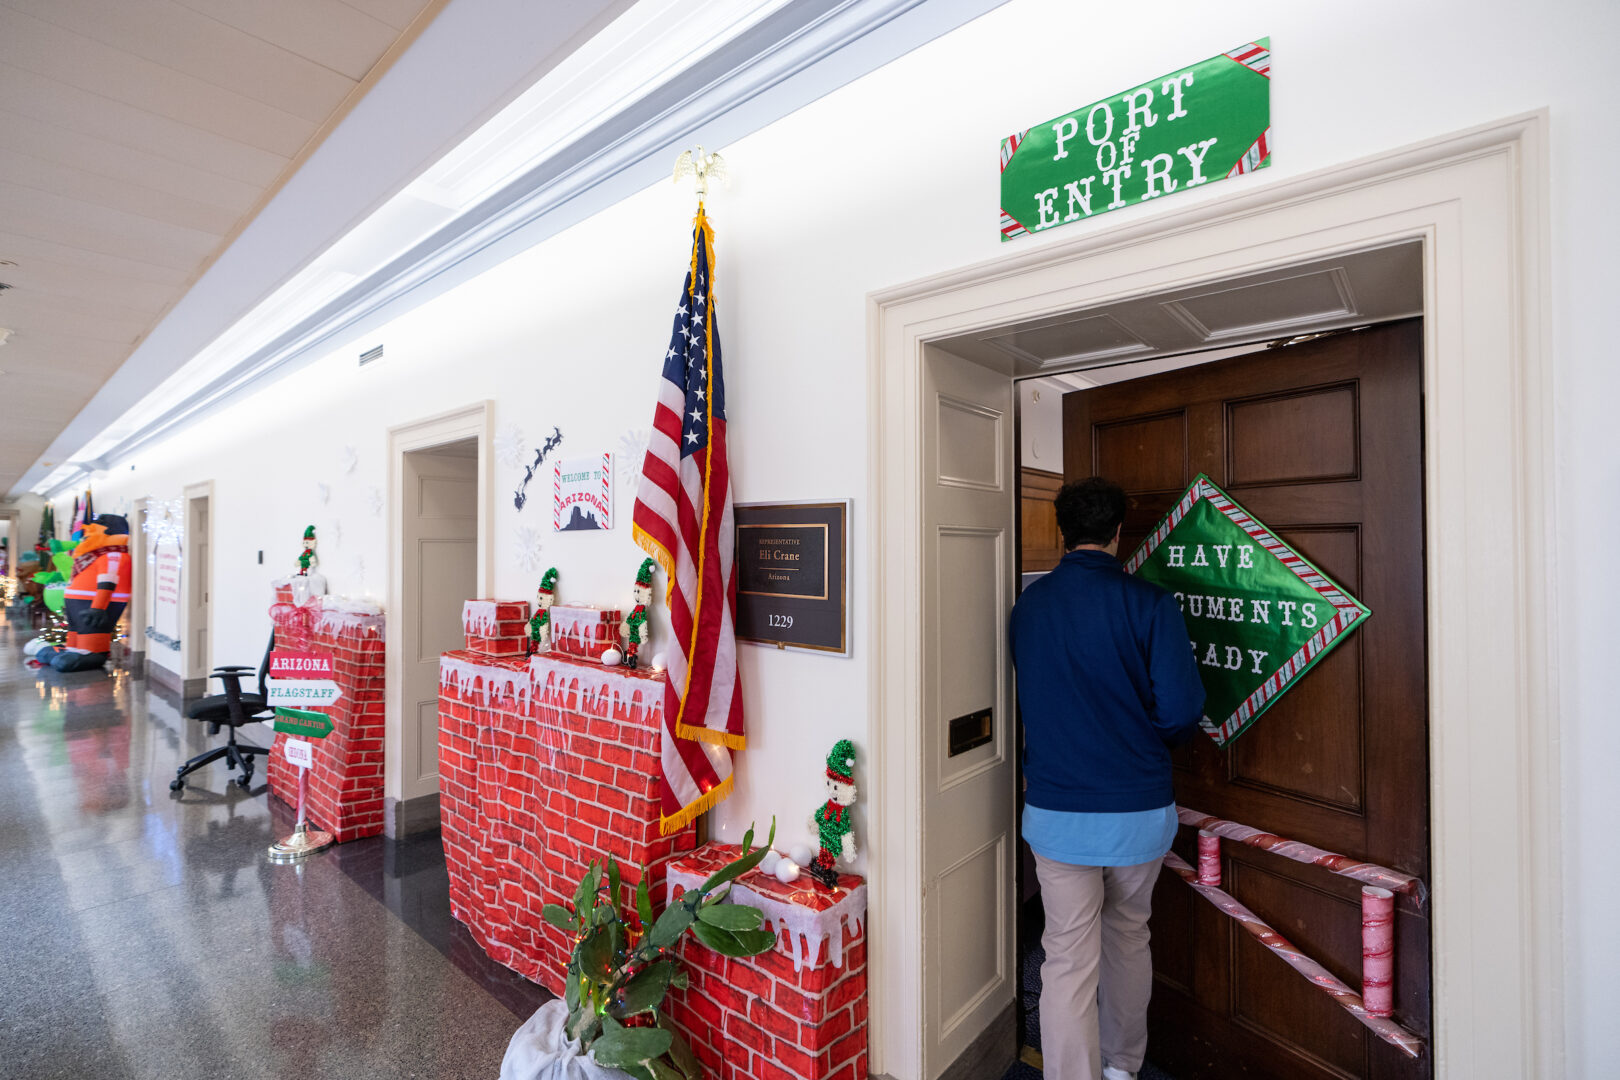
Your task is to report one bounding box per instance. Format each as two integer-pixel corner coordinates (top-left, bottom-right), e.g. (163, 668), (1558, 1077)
(940, 242), (1423, 379)
(0, 0), (448, 495)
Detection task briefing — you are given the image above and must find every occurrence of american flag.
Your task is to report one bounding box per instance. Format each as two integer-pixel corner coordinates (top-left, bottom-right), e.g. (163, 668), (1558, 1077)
(633, 207), (743, 834)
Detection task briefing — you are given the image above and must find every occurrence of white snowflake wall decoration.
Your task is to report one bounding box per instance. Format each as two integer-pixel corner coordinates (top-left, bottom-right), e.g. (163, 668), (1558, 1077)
(617, 428), (649, 487)
(496, 424), (527, 469)
(316, 482), (331, 505)
(367, 486), (384, 517)
(328, 519), (343, 548)
(514, 524), (545, 573)
(340, 445), (359, 474)
(350, 554), (366, 586)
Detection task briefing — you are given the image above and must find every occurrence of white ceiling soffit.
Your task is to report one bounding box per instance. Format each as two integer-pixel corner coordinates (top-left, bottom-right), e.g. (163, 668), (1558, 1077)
(942, 241), (1423, 379)
(0, 0), (454, 496)
(22, 0), (1013, 497)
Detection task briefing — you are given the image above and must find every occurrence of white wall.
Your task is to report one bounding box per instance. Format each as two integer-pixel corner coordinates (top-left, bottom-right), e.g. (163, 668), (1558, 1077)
(71, 0), (1618, 1070)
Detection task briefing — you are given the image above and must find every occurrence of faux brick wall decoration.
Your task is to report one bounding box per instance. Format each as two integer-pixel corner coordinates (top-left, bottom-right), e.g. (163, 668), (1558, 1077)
(438, 599), (697, 995)
(265, 591), (387, 842)
(664, 844), (869, 1080)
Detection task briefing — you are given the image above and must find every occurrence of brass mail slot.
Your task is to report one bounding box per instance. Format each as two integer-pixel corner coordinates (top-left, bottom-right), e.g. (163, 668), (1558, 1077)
(948, 707), (993, 757)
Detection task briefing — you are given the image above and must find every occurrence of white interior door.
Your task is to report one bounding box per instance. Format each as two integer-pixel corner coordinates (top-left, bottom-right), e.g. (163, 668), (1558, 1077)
(402, 443), (479, 800)
(920, 344), (1018, 1077)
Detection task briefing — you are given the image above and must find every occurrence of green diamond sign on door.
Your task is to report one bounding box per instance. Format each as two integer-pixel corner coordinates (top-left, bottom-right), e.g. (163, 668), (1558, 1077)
(1125, 475), (1369, 746)
(999, 40), (1271, 241)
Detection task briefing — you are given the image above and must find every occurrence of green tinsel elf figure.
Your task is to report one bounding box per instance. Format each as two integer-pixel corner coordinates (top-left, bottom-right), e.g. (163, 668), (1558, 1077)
(528, 567), (559, 652)
(622, 557), (655, 669)
(296, 525), (318, 576)
(809, 739), (858, 889)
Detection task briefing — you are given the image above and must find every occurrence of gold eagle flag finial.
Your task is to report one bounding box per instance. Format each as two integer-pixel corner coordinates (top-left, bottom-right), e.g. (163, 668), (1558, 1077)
(673, 145), (727, 202)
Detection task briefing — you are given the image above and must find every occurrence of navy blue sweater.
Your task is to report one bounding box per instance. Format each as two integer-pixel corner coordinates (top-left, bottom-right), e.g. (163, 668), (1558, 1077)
(1010, 548), (1205, 813)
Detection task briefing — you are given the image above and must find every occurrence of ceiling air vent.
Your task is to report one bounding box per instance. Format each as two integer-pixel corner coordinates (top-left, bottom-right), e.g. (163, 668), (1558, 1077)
(358, 344), (384, 367)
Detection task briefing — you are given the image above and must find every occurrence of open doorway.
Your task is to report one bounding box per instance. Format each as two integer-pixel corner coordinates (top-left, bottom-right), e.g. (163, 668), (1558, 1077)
(386, 402), (492, 839)
(1008, 314), (1429, 1080)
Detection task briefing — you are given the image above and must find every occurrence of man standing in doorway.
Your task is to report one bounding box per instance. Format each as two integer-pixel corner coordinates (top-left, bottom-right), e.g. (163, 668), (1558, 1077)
(1010, 477), (1205, 1080)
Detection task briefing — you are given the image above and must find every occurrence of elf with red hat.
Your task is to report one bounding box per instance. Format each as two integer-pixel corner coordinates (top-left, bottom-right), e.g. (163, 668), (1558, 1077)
(809, 738), (858, 889)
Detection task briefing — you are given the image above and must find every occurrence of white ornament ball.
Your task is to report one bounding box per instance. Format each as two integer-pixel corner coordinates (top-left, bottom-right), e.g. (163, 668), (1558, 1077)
(601, 647), (623, 667)
(23, 636), (45, 657)
(650, 652), (667, 671)
(758, 850), (782, 876)
(788, 842), (815, 869)
(774, 859), (801, 884)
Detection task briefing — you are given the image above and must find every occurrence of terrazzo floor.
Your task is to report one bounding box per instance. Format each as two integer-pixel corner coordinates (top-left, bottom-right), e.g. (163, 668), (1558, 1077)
(0, 611), (547, 1079)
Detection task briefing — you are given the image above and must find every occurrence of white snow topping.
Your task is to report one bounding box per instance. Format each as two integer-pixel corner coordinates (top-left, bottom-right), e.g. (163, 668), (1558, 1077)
(528, 654), (660, 722)
(439, 655), (490, 700)
(666, 870), (867, 974)
(463, 599), (501, 636)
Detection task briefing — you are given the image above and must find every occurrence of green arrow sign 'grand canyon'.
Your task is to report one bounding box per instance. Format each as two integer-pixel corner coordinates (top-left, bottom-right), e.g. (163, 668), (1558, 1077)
(999, 40), (1271, 241)
(272, 706), (334, 740)
(1126, 475), (1369, 747)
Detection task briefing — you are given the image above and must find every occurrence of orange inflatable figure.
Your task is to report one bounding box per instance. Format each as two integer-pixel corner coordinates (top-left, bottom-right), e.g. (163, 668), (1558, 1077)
(37, 514), (132, 672)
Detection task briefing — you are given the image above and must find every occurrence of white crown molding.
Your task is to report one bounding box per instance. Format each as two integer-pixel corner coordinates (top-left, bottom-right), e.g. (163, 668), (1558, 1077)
(30, 0), (1010, 497)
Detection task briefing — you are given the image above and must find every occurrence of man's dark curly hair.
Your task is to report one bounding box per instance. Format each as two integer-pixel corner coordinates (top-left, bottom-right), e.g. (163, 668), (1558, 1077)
(1055, 476), (1127, 550)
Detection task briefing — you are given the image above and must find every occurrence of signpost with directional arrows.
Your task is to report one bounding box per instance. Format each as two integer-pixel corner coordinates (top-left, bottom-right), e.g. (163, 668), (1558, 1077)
(266, 653), (339, 862)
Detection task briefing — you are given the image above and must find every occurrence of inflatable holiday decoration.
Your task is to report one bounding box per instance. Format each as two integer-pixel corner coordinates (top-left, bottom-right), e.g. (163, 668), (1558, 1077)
(621, 557), (655, 670)
(527, 567), (559, 652)
(809, 739), (858, 889)
(34, 514), (131, 672)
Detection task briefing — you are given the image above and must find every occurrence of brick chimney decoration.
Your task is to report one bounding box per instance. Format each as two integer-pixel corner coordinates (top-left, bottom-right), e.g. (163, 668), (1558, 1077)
(439, 598), (871, 1079)
(265, 587), (386, 842)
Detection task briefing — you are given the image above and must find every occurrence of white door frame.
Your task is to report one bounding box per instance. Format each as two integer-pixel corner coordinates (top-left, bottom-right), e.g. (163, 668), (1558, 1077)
(129, 497), (148, 662)
(182, 480), (214, 686)
(385, 401), (493, 803)
(867, 112), (1558, 1080)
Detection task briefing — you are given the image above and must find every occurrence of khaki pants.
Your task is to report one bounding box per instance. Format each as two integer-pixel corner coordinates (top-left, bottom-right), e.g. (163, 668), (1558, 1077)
(1033, 851), (1161, 1080)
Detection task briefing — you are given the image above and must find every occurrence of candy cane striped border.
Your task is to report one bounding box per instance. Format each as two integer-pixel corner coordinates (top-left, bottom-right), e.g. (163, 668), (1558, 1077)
(1227, 126), (1272, 178)
(999, 129), (1029, 172)
(601, 451), (613, 529)
(1224, 41), (1271, 79)
(1126, 474), (1371, 745)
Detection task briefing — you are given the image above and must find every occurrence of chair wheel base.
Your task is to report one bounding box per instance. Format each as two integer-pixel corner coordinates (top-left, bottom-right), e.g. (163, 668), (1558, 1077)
(170, 778), (185, 792)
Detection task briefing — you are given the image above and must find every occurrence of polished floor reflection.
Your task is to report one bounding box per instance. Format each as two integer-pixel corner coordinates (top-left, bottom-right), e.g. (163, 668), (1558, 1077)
(0, 613), (546, 1079)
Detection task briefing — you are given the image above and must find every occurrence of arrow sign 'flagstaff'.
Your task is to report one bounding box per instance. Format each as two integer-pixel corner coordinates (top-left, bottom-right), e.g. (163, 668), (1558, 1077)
(272, 707), (334, 740)
(265, 678), (344, 708)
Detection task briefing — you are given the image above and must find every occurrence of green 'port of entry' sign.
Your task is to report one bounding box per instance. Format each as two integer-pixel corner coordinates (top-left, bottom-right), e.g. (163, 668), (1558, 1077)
(999, 39), (1271, 241)
(1125, 475), (1369, 747)
(272, 706), (333, 740)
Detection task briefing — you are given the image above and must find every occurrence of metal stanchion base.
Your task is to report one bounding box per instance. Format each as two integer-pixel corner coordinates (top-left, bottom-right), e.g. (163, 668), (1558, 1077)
(268, 821), (334, 863)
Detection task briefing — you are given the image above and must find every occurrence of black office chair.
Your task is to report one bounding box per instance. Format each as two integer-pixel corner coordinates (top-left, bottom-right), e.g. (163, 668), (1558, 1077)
(171, 633), (275, 791)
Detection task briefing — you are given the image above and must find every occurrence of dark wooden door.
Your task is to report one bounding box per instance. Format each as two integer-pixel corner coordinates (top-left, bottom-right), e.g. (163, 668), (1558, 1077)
(1062, 321), (1430, 1079)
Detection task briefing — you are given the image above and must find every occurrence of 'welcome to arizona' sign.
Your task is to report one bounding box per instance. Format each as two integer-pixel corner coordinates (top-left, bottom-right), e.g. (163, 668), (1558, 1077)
(1126, 475), (1369, 746)
(999, 40), (1271, 240)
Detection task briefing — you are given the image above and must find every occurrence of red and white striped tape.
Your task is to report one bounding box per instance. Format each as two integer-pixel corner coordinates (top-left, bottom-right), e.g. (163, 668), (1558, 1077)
(1224, 41), (1271, 78)
(999, 209), (1028, 239)
(999, 129), (1029, 172)
(1227, 127), (1272, 177)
